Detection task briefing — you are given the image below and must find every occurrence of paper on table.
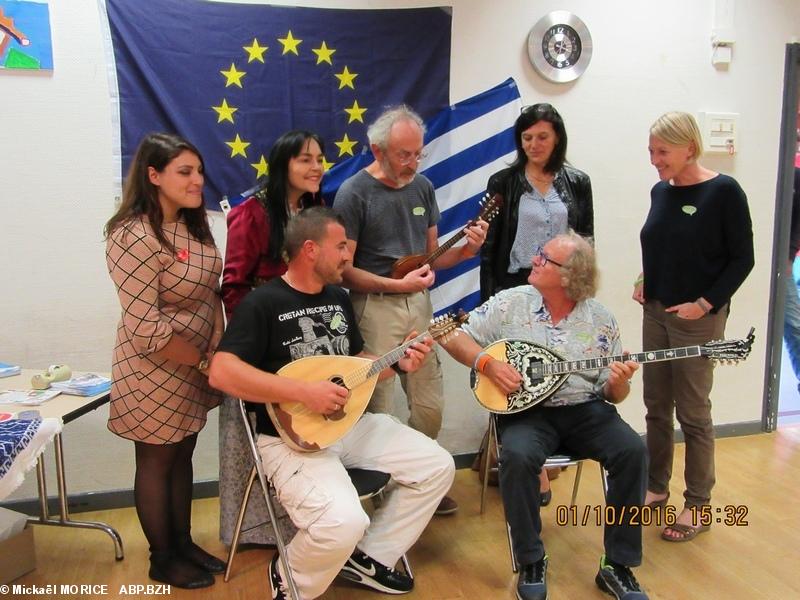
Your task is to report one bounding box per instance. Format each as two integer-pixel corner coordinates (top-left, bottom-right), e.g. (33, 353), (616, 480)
(0, 389), (62, 406)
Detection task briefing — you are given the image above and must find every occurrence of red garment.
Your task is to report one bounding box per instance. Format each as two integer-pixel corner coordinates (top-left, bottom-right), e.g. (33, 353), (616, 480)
(221, 196), (287, 318)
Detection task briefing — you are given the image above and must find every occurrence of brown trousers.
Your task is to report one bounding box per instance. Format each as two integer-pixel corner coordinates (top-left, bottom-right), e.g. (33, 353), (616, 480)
(642, 300), (728, 507)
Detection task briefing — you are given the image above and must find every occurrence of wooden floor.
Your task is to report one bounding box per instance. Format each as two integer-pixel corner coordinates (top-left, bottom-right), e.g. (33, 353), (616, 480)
(13, 428), (800, 599)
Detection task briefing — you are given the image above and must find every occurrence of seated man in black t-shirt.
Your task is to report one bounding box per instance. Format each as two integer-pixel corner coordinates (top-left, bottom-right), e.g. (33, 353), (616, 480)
(209, 207), (455, 600)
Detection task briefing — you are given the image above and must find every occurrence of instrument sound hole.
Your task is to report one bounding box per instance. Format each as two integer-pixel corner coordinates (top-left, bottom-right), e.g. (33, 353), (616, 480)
(325, 376), (348, 421)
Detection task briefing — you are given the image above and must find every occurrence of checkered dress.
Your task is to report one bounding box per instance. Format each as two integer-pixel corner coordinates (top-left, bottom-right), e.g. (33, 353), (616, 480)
(106, 217), (222, 444)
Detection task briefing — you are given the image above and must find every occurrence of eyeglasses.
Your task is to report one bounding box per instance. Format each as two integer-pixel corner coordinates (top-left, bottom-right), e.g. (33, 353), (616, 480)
(534, 248), (564, 268)
(395, 150), (428, 166)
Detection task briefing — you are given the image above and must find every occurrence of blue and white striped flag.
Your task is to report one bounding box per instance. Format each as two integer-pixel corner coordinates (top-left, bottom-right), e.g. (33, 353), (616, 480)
(323, 78), (523, 315)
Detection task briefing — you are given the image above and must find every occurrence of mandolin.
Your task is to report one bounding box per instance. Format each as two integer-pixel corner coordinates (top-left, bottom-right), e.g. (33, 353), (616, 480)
(472, 328), (755, 414)
(390, 193), (503, 279)
(267, 312), (468, 452)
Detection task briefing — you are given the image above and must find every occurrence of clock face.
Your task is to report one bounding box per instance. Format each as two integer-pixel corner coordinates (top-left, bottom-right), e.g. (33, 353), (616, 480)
(528, 11), (593, 83)
(542, 24), (582, 69)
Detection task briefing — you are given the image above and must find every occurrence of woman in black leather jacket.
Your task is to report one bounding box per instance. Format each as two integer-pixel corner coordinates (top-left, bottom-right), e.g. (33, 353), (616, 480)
(479, 103), (593, 505)
(480, 103), (593, 302)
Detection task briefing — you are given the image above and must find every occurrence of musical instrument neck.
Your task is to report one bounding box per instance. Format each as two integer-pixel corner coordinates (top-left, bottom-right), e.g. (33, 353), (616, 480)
(366, 330), (431, 378)
(424, 227), (468, 266)
(534, 345), (702, 376)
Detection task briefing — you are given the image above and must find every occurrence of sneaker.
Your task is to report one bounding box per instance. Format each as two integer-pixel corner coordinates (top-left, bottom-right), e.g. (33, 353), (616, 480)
(339, 549), (413, 594)
(268, 554), (288, 600)
(595, 555), (648, 600)
(434, 495), (459, 515)
(516, 556), (547, 600)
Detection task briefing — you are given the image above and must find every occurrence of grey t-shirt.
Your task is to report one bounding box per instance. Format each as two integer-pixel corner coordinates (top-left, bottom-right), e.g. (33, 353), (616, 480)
(333, 170), (440, 277)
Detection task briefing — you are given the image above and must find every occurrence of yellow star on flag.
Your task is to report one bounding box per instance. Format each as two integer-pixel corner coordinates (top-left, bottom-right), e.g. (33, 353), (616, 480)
(212, 99), (238, 124)
(334, 134), (358, 157)
(278, 30), (302, 55)
(220, 63), (245, 88)
(226, 134), (250, 158)
(243, 39), (268, 63)
(334, 66), (358, 90)
(344, 100), (367, 124)
(321, 156), (335, 172)
(250, 155), (269, 178)
(312, 41), (336, 65)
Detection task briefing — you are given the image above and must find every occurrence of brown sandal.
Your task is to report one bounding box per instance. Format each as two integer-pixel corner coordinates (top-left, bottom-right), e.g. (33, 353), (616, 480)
(645, 492), (670, 509)
(661, 522), (710, 542)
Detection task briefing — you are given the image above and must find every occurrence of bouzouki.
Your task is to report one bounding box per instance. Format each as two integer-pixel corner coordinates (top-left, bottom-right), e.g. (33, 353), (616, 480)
(390, 193), (503, 279)
(267, 312), (468, 452)
(472, 328), (755, 414)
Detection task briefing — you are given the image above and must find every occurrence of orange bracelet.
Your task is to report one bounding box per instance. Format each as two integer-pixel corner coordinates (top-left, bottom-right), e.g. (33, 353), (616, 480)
(476, 353), (492, 374)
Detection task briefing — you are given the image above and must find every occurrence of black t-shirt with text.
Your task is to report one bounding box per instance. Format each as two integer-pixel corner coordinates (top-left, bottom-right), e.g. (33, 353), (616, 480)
(217, 277), (364, 436)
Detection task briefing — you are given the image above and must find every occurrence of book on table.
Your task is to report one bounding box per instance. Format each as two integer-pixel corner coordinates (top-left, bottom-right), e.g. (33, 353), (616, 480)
(0, 362), (21, 378)
(51, 373), (112, 396)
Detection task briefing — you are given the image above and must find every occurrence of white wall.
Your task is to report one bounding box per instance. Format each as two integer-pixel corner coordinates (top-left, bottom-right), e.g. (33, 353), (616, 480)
(2, 0), (798, 498)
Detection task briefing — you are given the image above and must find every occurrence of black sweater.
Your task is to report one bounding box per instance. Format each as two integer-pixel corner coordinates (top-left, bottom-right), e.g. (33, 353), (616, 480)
(640, 173), (754, 311)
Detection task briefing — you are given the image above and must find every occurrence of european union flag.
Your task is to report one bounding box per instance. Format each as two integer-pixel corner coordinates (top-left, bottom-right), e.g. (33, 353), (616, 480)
(104, 0), (451, 208)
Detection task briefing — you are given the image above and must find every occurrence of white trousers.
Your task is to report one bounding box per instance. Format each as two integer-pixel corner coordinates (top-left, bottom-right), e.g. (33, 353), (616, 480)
(257, 413), (455, 599)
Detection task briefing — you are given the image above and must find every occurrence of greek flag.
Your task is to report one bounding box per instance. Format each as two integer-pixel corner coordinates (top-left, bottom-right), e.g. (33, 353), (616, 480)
(323, 78), (523, 315)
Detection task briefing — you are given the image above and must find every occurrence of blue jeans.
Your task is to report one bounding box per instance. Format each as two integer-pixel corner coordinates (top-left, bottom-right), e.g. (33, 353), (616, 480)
(783, 264), (800, 379)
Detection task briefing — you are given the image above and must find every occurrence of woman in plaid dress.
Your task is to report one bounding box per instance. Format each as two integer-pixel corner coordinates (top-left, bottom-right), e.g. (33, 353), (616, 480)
(105, 133), (224, 589)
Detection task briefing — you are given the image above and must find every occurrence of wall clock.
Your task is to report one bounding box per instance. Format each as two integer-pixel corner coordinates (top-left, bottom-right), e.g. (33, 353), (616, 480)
(527, 11), (593, 83)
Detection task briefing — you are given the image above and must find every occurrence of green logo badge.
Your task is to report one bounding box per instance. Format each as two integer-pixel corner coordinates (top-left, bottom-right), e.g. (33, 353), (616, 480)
(682, 205), (697, 216)
(413, 206), (426, 216)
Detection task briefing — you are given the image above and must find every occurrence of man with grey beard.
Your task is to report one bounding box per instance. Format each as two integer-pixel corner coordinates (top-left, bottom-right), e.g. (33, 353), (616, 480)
(334, 105), (487, 515)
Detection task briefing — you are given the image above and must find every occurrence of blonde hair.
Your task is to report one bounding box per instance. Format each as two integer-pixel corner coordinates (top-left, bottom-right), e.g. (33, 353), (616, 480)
(649, 111), (704, 161)
(557, 232), (598, 302)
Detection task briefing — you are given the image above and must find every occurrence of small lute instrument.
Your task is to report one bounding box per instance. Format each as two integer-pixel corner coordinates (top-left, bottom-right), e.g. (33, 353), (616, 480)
(390, 193), (503, 279)
(267, 312), (468, 451)
(472, 328), (755, 414)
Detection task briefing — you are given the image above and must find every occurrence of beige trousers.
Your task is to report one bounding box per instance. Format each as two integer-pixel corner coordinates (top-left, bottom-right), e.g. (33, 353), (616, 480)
(350, 290), (444, 439)
(258, 413), (454, 599)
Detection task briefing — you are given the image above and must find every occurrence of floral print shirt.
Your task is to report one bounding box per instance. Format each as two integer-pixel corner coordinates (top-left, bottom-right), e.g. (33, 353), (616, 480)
(463, 285), (621, 407)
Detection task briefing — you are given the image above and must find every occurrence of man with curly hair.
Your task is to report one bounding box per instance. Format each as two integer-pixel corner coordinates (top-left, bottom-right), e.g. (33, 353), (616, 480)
(440, 232), (650, 600)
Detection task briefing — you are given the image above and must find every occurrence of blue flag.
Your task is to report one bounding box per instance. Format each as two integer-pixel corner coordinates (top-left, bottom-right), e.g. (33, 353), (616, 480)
(104, 0), (451, 207)
(324, 78), (523, 316)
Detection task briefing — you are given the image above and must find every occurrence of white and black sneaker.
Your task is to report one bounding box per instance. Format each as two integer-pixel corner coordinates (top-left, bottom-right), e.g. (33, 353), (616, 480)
(339, 549), (413, 594)
(268, 554), (289, 600)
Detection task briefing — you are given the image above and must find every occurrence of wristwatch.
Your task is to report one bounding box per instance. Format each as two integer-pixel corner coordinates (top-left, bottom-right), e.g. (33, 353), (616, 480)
(196, 357), (210, 371)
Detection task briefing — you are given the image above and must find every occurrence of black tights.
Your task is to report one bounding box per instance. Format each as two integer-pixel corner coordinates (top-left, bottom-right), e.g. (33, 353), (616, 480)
(134, 435), (215, 585)
(134, 434), (198, 554)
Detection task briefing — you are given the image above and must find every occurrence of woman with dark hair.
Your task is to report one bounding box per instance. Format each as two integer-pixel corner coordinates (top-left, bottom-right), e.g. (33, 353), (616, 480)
(480, 103), (593, 505)
(105, 132), (224, 588)
(221, 130), (325, 318)
(218, 130), (325, 547)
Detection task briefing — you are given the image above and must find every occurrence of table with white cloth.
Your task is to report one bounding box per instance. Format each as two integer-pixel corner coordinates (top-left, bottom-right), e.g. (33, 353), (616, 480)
(0, 370), (123, 560)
